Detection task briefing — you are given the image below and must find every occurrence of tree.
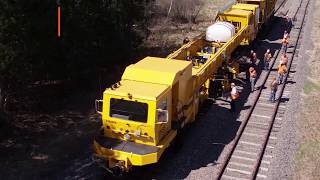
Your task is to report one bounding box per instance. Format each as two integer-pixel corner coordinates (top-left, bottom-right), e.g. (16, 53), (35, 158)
(0, 0), (149, 116)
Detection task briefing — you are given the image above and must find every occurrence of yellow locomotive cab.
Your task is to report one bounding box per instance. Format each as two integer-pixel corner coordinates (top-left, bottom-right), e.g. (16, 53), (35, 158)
(94, 57), (194, 172)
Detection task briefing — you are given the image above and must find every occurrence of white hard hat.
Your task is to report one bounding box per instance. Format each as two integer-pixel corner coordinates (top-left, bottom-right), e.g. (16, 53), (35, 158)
(231, 83), (235, 86)
(267, 49), (270, 53)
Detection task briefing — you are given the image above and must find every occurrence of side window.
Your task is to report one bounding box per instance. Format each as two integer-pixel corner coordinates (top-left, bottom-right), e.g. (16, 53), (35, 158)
(157, 98), (168, 123)
(158, 98), (167, 110)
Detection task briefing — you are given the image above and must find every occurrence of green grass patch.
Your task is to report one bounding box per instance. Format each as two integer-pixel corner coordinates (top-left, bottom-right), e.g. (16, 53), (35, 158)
(303, 79), (320, 95)
(296, 141), (320, 162)
(295, 140), (320, 178)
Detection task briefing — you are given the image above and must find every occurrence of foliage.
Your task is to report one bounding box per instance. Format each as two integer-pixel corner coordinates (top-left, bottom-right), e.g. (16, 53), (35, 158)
(154, 0), (204, 23)
(0, 0), (149, 113)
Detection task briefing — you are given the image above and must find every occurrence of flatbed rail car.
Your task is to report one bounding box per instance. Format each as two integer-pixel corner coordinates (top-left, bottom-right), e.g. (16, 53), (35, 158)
(93, 0), (276, 174)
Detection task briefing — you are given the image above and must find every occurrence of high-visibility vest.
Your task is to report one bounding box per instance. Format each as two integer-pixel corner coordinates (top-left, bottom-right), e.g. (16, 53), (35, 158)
(250, 70), (257, 78)
(231, 92), (239, 100)
(278, 65), (287, 74)
(282, 38), (288, 45)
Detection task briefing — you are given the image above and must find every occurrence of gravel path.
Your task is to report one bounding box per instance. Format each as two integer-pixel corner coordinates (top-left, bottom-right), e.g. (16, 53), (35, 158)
(267, 0), (314, 179)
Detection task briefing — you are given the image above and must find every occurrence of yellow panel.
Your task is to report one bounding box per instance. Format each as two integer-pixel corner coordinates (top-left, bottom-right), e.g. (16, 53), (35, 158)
(94, 130), (177, 170)
(104, 80), (169, 101)
(134, 56), (191, 74)
(232, 3), (259, 11)
(223, 9), (252, 17)
(122, 56), (192, 86)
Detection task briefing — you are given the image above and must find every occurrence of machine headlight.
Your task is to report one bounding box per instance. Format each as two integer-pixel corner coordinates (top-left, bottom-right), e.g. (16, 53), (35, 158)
(124, 133), (131, 141)
(135, 130), (141, 137)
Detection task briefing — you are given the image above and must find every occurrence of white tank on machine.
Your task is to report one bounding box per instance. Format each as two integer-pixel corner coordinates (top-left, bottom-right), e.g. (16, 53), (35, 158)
(206, 22), (236, 42)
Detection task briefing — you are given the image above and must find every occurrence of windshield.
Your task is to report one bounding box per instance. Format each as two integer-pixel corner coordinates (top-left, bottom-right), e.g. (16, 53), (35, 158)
(109, 98), (148, 123)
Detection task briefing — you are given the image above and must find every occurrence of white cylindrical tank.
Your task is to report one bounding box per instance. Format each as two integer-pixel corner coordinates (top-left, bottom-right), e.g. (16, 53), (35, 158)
(206, 22), (236, 42)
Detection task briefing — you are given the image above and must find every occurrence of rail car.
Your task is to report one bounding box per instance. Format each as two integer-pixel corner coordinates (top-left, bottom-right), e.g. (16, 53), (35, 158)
(93, 0), (276, 174)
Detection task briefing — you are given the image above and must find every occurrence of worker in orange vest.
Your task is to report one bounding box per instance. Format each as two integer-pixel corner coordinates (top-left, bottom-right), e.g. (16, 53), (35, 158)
(249, 66), (257, 92)
(282, 37), (289, 53)
(280, 53), (288, 66)
(230, 83), (239, 112)
(269, 76), (278, 103)
(277, 63), (287, 84)
(264, 49), (272, 70)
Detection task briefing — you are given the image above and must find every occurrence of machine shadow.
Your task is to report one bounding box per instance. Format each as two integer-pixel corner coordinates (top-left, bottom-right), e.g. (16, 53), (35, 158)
(265, 16), (292, 41)
(136, 101), (242, 180)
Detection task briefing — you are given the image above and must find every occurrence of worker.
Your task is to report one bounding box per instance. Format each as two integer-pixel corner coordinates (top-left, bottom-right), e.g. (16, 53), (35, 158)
(283, 30), (289, 39)
(249, 66), (257, 92)
(264, 49), (272, 70)
(269, 76), (278, 103)
(183, 37), (190, 44)
(280, 53), (288, 66)
(285, 15), (292, 30)
(277, 63), (287, 84)
(230, 83), (239, 112)
(249, 50), (257, 66)
(186, 50), (191, 61)
(281, 37), (289, 53)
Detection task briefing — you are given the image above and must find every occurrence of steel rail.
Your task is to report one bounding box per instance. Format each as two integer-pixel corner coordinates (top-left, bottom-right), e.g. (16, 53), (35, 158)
(251, 0), (310, 179)
(216, 0), (308, 179)
(215, 27), (282, 180)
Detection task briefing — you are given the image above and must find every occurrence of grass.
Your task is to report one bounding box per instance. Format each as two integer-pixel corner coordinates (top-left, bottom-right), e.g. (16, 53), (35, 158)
(303, 79), (320, 95)
(295, 140), (320, 180)
(294, 1), (320, 178)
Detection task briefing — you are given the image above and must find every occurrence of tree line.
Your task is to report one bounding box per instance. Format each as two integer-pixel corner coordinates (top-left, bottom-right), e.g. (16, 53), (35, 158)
(0, 0), (151, 114)
(0, 0), (205, 119)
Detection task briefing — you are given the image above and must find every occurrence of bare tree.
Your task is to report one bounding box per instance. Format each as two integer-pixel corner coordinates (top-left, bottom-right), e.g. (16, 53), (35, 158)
(155, 0), (204, 23)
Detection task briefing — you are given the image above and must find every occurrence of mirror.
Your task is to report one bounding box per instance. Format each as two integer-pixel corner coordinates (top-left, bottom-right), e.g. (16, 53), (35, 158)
(156, 109), (168, 124)
(95, 99), (103, 115)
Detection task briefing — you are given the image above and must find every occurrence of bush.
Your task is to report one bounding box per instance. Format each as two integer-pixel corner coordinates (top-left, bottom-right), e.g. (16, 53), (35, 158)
(155, 0), (204, 23)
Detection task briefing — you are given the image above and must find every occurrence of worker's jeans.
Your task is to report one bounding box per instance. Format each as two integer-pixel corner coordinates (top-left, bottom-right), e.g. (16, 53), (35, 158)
(250, 77), (256, 92)
(264, 59), (269, 70)
(269, 90), (277, 103)
(282, 45), (288, 53)
(277, 73), (284, 84)
(230, 99), (236, 112)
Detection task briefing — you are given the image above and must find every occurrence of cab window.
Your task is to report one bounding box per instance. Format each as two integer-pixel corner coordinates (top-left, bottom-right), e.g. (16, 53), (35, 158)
(157, 98), (168, 123)
(110, 98), (148, 123)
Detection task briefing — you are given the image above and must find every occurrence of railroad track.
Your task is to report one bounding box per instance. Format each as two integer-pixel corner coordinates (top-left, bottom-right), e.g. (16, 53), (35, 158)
(275, 0), (289, 16)
(216, 0), (310, 179)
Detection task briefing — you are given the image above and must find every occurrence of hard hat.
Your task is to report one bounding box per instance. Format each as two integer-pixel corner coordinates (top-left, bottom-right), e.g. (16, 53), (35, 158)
(251, 50), (254, 53)
(231, 83), (235, 86)
(267, 49), (270, 53)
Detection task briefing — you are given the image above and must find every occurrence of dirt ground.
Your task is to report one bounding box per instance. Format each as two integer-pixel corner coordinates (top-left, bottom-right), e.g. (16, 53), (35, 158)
(140, 0), (231, 56)
(294, 0), (320, 179)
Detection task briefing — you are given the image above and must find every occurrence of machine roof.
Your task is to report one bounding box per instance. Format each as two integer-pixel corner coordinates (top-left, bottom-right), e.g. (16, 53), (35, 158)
(223, 9), (252, 16)
(104, 80), (169, 101)
(232, 3), (259, 11)
(122, 56), (192, 86)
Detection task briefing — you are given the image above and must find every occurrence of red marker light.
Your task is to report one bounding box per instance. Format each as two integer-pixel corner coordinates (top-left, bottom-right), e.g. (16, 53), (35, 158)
(58, 5), (61, 37)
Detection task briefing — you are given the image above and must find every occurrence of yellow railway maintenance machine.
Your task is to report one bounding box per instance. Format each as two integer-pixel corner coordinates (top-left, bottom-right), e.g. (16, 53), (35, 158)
(93, 0), (276, 174)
